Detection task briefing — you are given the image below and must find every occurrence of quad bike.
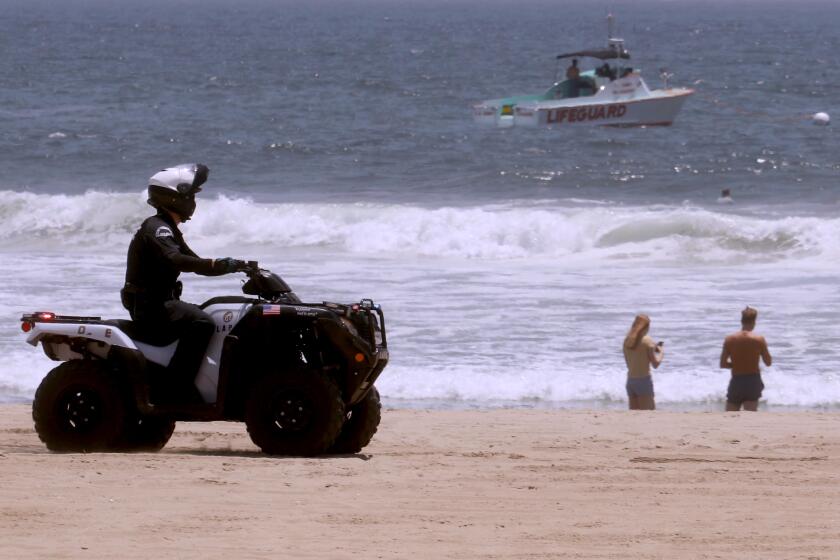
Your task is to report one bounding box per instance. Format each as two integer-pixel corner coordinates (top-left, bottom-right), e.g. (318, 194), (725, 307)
(20, 262), (388, 456)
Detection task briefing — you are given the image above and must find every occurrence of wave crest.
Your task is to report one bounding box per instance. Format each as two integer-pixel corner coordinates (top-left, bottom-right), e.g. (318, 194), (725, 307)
(0, 190), (831, 263)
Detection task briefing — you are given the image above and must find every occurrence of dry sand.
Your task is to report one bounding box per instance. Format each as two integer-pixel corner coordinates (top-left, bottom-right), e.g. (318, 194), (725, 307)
(1, 404), (838, 559)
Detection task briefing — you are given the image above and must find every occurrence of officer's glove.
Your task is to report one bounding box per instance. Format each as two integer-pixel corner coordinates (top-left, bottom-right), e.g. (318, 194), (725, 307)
(215, 257), (246, 274)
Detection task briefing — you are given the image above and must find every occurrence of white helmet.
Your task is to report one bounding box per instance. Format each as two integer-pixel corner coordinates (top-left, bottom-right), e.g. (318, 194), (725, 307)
(147, 163), (209, 220)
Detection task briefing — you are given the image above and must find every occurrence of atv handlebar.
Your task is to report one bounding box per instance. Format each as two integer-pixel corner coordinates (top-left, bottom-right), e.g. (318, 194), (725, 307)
(233, 261), (296, 302)
(239, 260), (260, 273)
(226, 260), (261, 274)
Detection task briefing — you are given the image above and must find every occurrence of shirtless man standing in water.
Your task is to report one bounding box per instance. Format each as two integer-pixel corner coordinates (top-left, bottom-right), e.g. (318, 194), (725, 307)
(720, 306), (772, 411)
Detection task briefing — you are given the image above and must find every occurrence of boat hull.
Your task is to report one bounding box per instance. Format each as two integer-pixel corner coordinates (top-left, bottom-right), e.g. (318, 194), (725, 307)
(473, 73), (694, 128)
(514, 89), (693, 127)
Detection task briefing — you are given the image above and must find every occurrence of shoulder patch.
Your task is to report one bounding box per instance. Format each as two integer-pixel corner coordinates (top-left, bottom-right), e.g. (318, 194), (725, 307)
(155, 226), (174, 238)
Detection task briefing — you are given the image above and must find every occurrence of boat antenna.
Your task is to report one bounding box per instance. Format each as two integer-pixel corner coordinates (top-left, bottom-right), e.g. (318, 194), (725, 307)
(607, 12), (614, 40)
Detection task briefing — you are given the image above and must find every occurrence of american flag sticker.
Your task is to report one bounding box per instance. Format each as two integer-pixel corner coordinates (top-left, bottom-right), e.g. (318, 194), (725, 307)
(262, 305), (282, 315)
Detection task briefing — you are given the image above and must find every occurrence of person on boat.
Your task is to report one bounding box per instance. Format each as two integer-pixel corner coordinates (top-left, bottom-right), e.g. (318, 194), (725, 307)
(121, 163), (245, 400)
(622, 314), (664, 410)
(566, 59), (582, 97)
(596, 63), (616, 81)
(566, 59), (581, 80)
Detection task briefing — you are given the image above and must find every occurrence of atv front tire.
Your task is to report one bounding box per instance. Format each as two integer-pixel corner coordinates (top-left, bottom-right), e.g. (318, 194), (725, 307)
(117, 415), (176, 452)
(32, 360), (128, 452)
(329, 387), (381, 454)
(245, 370), (345, 456)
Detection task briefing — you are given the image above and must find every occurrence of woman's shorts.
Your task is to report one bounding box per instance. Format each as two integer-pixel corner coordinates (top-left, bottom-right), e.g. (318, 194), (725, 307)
(626, 376), (654, 398)
(726, 374), (764, 404)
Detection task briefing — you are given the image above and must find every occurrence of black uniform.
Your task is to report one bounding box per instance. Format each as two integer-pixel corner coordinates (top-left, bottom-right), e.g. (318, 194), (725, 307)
(122, 211), (225, 387)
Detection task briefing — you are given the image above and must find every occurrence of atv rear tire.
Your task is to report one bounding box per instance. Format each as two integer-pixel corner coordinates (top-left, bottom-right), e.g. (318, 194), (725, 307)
(245, 370), (345, 456)
(117, 415), (176, 452)
(329, 387), (381, 454)
(32, 360), (128, 452)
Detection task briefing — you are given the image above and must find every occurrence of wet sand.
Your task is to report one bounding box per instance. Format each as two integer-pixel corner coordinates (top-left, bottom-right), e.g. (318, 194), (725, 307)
(1, 404), (838, 559)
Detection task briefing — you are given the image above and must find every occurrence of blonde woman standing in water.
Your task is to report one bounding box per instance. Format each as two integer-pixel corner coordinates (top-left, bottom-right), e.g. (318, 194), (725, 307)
(623, 314), (664, 410)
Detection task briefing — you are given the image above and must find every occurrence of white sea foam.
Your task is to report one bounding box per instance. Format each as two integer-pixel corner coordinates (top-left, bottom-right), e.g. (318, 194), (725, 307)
(379, 363), (840, 409)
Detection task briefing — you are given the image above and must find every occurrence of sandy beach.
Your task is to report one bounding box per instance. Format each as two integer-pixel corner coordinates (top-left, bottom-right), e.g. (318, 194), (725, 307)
(1, 404), (838, 559)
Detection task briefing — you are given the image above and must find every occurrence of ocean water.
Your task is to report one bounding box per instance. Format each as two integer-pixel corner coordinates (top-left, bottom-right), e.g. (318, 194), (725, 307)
(1, 0), (839, 409)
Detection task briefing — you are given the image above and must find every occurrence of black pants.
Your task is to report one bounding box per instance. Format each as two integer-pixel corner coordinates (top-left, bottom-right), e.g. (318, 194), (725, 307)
(123, 292), (215, 384)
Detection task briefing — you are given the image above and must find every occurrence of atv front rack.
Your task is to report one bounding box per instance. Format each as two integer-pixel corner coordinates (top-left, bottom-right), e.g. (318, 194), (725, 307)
(322, 299), (388, 349)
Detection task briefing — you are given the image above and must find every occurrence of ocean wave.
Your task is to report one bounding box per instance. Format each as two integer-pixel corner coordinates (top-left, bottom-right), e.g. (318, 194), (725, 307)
(376, 363), (840, 408)
(4, 357), (838, 408)
(0, 190), (833, 263)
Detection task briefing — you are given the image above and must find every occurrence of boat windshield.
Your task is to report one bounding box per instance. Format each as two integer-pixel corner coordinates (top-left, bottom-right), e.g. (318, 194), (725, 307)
(551, 38), (634, 100)
(546, 71), (599, 100)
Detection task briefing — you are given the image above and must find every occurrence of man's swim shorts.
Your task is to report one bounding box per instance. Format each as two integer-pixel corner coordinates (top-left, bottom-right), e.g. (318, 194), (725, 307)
(727, 373), (764, 405)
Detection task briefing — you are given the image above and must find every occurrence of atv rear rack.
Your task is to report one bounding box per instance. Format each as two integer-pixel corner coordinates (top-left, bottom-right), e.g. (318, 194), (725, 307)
(22, 312), (103, 324)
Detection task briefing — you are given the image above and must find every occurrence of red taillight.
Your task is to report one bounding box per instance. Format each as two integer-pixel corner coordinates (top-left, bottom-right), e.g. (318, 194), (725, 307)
(36, 312), (55, 321)
(21, 321), (32, 333)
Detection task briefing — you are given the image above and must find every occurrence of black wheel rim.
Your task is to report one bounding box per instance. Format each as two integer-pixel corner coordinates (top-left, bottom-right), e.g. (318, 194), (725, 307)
(56, 386), (105, 435)
(270, 390), (314, 433)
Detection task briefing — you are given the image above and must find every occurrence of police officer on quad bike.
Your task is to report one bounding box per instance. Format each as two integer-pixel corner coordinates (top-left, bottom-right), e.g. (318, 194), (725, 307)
(121, 163), (244, 399)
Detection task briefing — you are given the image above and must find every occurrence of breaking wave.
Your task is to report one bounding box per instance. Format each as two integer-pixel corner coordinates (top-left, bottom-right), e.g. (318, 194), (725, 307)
(0, 189), (834, 264)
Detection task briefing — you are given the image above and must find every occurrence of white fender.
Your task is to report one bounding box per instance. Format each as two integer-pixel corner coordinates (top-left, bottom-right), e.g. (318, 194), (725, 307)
(26, 322), (138, 361)
(25, 303), (253, 404)
(194, 303), (253, 403)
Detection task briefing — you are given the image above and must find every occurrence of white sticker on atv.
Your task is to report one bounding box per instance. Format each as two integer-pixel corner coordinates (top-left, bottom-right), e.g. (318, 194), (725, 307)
(155, 226), (174, 238)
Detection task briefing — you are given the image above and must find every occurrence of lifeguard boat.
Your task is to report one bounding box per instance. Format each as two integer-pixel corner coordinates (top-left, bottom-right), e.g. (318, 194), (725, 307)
(473, 18), (693, 128)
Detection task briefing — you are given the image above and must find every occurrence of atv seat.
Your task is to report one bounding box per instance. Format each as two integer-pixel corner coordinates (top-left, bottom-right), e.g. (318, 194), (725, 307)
(103, 319), (179, 347)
